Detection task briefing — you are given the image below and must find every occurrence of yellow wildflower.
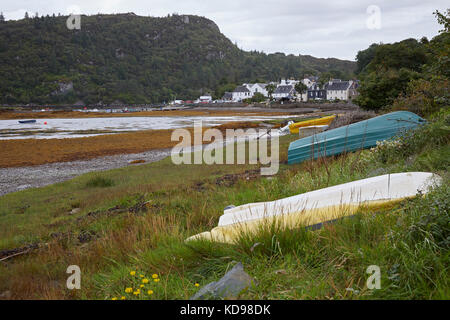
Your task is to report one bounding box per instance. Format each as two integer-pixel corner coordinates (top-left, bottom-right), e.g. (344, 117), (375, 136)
(152, 274), (158, 279)
(154, 278), (160, 282)
(130, 271), (136, 276)
(147, 290), (154, 295)
(142, 278), (149, 284)
(133, 289), (140, 295)
(112, 297), (118, 300)
(125, 288), (133, 293)
(140, 284), (144, 288)
(140, 274), (144, 278)
(121, 296), (126, 300)
(195, 283), (200, 287)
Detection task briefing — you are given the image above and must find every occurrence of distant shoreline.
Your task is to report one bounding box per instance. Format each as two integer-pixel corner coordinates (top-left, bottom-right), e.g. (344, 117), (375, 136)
(0, 103), (358, 120)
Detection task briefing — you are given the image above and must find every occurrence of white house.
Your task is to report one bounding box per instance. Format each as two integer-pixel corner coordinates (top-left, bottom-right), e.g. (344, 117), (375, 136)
(280, 79), (300, 87)
(231, 85), (252, 102)
(273, 85), (296, 100)
(325, 79), (355, 101)
(199, 95), (212, 103)
(245, 83), (268, 97)
(301, 77), (318, 89)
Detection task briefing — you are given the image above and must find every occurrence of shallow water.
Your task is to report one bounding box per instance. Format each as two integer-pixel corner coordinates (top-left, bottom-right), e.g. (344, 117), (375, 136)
(0, 115), (294, 139)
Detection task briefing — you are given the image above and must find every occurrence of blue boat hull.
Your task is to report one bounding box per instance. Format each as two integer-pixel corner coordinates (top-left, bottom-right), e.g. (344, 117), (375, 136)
(18, 120), (37, 124)
(288, 111), (425, 165)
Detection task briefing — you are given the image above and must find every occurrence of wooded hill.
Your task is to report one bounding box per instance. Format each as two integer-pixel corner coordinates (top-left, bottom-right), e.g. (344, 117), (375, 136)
(354, 9), (449, 115)
(0, 13), (356, 105)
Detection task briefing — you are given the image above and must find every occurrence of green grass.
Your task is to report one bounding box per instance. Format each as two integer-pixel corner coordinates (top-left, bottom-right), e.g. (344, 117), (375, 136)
(85, 176), (115, 188)
(0, 111), (448, 300)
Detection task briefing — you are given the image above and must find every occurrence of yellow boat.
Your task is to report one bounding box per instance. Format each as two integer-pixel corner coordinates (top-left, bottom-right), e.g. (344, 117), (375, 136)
(289, 115), (336, 134)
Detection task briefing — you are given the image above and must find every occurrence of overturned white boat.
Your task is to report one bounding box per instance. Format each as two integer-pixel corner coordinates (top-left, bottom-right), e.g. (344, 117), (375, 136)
(186, 172), (441, 243)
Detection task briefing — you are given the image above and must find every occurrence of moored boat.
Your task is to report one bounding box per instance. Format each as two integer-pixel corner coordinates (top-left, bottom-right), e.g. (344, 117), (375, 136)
(18, 120), (37, 124)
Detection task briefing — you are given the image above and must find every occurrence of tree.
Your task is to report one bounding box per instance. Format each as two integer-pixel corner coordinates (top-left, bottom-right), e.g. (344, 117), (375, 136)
(355, 43), (380, 74)
(354, 37), (430, 111)
(434, 9), (450, 33)
(214, 82), (236, 100)
(356, 68), (421, 110)
(266, 83), (276, 100)
(295, 82), (308, 101)
(294, 82), (308, 94)
(0, 12), (5, 23)
(318, 72), (332, 86)
(251, 92), (265, 103)
(24, 12), (29, 19)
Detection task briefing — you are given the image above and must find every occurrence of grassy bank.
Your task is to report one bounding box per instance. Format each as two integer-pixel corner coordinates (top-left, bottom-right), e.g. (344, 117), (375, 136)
(0, 111), (448, 300)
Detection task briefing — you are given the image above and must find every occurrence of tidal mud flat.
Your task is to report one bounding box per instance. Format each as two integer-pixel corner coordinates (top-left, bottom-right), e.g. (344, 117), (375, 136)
(0, 127), (279, 196)
(0, 149), (171, 196)
(0, 108), (350, 195)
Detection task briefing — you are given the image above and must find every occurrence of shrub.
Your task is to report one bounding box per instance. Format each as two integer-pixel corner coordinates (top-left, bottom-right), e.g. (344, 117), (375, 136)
(251, 92), (266, 103)
(85, 176), (115, 188)
(391, 78), (449, 117)
(359, 109), (450, 168)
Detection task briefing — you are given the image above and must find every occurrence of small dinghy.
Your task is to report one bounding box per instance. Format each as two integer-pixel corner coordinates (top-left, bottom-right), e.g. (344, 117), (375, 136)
(289, 115), (336, 134)
(18, 120), (37, 124)
(186, 172), (441, 243)
(288, 111), (425, 165)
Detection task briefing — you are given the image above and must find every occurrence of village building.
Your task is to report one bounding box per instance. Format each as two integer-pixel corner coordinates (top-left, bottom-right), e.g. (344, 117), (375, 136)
(273, 85), (296, 100)
(307, 83), (327, 100)
(198, 95), (212, 103)
(245, 83), (268, 97)
(324, 79), (355, 101)
(223, 77), (358, 103)
(231, 85), (252, 102)
(222, 92), (233, 102)
(348, 80), (360, 100)
(301, 76), (319, 89)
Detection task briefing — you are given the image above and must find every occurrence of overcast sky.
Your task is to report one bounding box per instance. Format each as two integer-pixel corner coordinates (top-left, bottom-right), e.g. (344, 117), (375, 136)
(1, 0), (448, 60)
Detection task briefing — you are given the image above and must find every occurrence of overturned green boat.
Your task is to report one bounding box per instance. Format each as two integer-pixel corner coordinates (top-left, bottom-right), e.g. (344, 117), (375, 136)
(288, 111), (425, 165)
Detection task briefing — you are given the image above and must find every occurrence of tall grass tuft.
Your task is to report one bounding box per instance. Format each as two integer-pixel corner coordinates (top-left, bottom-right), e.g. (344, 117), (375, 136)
(85, 176), (115, 188)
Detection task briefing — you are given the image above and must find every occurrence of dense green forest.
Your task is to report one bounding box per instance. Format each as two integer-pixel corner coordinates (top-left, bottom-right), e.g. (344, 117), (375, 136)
(0, 13), (356, 105)
(354, 9), (449, 115)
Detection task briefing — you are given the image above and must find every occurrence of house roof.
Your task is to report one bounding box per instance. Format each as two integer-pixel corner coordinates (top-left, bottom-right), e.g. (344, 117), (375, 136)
(222, 92), (233, 99)
(274, 85), (294, 94)
(325, 81), (352, 91)
(233, 85), (250, 93)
